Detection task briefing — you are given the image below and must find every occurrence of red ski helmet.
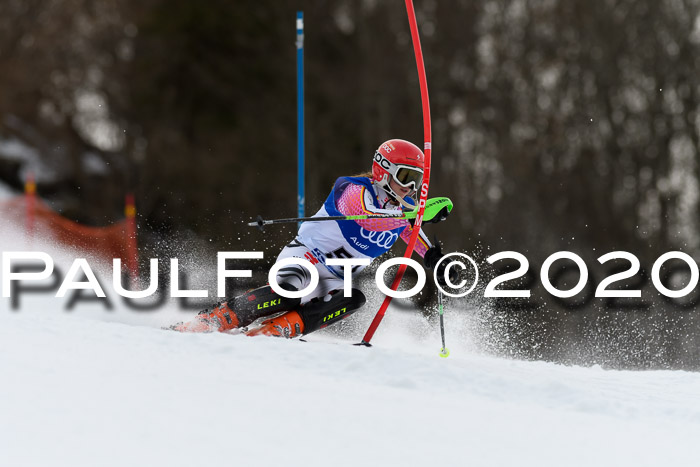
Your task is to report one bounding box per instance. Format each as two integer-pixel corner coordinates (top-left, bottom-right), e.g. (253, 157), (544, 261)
(372, 139), (425, 200)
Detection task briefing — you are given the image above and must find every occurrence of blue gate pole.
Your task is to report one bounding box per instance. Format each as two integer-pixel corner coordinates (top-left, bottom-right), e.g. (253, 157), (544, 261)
(296, 11), (305, 224)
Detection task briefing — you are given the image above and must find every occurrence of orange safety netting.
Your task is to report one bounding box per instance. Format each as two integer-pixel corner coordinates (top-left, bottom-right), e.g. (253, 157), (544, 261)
(0, 195), (137, 269)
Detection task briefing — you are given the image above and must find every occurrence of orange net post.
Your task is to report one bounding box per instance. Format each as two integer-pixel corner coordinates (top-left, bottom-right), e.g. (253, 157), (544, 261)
(24, 172), (36, 241)
(124, 193), (138, 282)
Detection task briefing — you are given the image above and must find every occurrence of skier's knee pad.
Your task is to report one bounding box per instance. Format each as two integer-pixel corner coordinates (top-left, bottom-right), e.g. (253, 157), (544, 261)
(231, 285), (301, 327)
(298, 289), (366, 335)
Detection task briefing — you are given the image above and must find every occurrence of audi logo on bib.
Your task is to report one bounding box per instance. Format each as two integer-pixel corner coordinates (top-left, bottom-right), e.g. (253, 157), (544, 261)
(360, 228), (398, 248)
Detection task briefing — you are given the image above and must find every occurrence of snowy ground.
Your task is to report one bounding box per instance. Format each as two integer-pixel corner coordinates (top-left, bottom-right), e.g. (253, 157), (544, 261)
(0, 179), (14, 200)
(2, 209), (700, 466)
(3, 310), (700, 467)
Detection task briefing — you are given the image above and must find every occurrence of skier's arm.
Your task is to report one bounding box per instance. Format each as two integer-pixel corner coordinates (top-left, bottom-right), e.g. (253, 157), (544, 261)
(336, 184), (411, 231)
(399, 224), (431, 258)
(337, 182), (435, 257)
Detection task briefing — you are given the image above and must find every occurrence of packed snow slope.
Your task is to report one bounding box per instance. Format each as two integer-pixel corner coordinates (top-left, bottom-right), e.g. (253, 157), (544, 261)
(3, 307), (700, 467)
(2, 211), (700, 466)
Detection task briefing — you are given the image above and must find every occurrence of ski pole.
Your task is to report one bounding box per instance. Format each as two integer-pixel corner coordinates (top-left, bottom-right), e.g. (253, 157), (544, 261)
(438, 288), (449, 358)
(249, 197), (452, 231)
(248, 213), (404, 231)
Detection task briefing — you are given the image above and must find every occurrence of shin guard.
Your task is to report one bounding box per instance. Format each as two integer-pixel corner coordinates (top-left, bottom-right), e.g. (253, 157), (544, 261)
(170, 285), (300, 333)
(230, 285), (301, 328)
(244, 289), (366, 339)
(298, 289), (367, 335)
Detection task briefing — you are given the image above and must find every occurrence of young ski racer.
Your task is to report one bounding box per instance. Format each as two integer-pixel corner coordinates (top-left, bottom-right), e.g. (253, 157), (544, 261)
(170, 139), (457, 338)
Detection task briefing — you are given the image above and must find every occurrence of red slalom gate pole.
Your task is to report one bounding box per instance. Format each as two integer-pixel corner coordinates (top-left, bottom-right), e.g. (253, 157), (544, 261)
(360, 0), (432, 346)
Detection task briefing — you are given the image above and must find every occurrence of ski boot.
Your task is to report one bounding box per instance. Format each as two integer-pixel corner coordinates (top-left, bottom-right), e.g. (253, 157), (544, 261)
(169, 285), (300, 333)
(169, 300), (239, 333)
(245, 311), (305, 338)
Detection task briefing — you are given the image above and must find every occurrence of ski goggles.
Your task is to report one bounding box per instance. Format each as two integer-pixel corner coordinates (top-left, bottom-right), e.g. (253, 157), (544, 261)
(374, 151), (424, 190)
(393, 165), (423, 190)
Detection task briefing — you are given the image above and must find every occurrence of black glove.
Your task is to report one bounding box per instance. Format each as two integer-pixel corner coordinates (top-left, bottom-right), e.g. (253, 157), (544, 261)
(424, 238), (460, 287)
(424, 205), (451, 224)
(407, 202), (451, 226)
